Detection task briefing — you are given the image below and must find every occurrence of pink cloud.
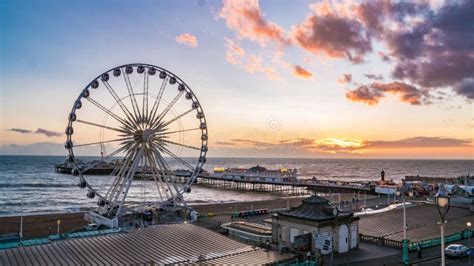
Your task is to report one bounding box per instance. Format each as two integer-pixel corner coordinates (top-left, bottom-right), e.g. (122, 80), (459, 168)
(338, 73), (352, 84)
(290, 2), (372, 63)
(224, 38), (279, 80)
(176, 33), (198, 48)
(219, 0), (288, 47)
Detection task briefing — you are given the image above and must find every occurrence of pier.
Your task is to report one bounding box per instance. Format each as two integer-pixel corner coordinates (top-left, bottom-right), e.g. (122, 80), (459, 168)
(193, 174), (372, 195)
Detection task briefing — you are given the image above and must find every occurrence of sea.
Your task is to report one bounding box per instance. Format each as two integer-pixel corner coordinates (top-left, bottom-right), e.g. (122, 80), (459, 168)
(0, 155), (472, 216)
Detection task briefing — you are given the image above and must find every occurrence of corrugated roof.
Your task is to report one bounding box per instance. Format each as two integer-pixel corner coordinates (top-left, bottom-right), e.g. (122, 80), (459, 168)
(0, 224), (291, 265)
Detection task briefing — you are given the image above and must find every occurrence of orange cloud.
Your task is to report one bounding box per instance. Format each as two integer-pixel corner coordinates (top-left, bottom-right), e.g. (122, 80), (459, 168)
(293, 65), (312, 79)
(346, 82), (429, 106)
(219, 0), (288, 47)
(176, 33), (198, 48)
(338, 73), (352, 84)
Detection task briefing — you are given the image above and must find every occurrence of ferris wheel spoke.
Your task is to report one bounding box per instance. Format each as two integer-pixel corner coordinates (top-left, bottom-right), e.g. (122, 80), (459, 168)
(148, 76), (169, 127)
(142, 72), (149, 124)
(76, 119), (131, 134)
(113, 145), (145, 216)
(102, 80), (139, 127)
(157, 145), (194, 171)
(157, 127), (201, 136)
(145, 151), (168, 202)
(74, 137), (133, 148)
(158, 108), (194, 129)
(86, 97), (135, 132)
(123, 70), (142, 125)
(149, 148), (175, 200)
(79, 142), (134, 175)
(103, 143), (140, 202)
(150, 91), (184, 129)
(161, 139), (201, 151)
(153, 149), (181, 199)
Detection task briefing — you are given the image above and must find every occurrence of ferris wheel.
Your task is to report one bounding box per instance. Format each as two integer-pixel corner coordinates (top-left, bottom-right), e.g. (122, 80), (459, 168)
(64, 63), (208, 226)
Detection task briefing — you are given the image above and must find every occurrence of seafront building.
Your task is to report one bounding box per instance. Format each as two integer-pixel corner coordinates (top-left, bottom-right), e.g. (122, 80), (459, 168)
(272, 195), (360, 254)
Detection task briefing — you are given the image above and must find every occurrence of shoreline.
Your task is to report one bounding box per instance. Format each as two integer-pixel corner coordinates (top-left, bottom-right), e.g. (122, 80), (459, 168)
(0, 194), (364, 239)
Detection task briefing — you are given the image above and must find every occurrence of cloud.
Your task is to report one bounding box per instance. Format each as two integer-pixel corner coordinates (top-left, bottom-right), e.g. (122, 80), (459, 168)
(365, 137), (472, 149)
(7, 127), (63, 137)
(213, 136), (472, 155)
(338, 73), (352, 84)
(224, 38), (279, 80)
(176, 33), (198, 48)
(218, 0), (474, 102)
(219, 0), (288, 47)
(293, 65), (312, 79)
(8, 128), (32, 134)
(35, 128), (62, 137)
(346, 82), (429, 106)
(364, 74), (384, 80)
(455, 78), (474, 99)
(224, 38), (245, 65)
(378, 52), (391, 62)
(346, 85), (384, 106)
(291, 1), (372, 63)
(361, 0), (474, 100)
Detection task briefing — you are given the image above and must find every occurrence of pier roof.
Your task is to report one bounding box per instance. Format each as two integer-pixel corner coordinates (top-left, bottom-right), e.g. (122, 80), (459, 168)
(279, 195), (355, 222)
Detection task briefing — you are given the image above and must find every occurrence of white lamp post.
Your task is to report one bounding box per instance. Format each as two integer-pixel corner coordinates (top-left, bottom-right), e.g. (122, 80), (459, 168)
(398, 188), (413, 265)
(436, 192), (450, 266)
(467, 221), (472, 265)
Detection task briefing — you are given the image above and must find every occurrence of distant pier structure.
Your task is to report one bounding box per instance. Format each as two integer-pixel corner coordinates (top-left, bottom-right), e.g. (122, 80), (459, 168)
(190, 166), (371, 195)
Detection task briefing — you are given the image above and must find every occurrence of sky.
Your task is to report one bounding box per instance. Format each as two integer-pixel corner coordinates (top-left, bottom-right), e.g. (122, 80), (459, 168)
(0, 0), (473, 159)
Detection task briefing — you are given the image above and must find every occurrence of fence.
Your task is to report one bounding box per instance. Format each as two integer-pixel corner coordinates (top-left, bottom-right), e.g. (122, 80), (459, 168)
(408, 229), (473, 251)
(359, 234), (403, 249)
(0, 228), (124, 250)
(360, 229), (474, 251)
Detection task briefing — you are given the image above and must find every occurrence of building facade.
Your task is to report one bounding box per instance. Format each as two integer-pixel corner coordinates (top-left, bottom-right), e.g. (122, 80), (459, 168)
(272, 195), (359, 254)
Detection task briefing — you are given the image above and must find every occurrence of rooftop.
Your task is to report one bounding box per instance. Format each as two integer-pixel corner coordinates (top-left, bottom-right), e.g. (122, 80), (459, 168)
(279, 195), (355, 222)
(0, 224), (292, 265)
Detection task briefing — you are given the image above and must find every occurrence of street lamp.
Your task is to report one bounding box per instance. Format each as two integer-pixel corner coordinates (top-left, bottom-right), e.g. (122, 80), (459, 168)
(435, 188), (450, 266)
(397, 187), (413, 265)
(467, 221), (472, 265)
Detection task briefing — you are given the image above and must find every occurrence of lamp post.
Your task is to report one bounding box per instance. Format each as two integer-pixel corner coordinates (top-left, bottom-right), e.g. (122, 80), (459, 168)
(397, 187), (413, 265)
(435, 189), (450, 266)
(467, 221), (472, 265)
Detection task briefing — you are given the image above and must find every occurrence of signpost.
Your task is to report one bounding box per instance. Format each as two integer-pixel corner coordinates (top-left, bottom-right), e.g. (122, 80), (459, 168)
(314, 233), (332, 255)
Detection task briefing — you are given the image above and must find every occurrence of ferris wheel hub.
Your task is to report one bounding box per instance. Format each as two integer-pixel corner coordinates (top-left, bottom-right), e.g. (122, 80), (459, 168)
(142, 129), (155, 143)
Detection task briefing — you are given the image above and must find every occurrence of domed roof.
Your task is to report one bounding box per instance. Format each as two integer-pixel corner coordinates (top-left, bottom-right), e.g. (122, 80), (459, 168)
(248, 165), (267, 173)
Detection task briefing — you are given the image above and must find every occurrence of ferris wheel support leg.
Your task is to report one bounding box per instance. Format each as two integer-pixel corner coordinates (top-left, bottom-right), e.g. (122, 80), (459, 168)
(114, 145), (145, 218)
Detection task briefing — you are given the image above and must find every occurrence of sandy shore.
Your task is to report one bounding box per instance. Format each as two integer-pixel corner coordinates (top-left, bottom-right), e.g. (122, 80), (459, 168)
(0, 194), (365, 239)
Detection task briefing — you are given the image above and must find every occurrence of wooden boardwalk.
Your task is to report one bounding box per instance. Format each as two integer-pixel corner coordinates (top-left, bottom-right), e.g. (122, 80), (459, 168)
(0, 224), (292, 265)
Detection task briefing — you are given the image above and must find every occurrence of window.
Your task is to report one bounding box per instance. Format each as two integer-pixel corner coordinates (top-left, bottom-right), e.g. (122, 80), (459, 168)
(281, 226), (287, 241)
(290, 228), (299, 244)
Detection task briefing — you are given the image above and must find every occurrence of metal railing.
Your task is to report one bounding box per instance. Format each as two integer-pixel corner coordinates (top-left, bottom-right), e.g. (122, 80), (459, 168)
(360, 229), (473, 250)
(0, 228), (124, 250)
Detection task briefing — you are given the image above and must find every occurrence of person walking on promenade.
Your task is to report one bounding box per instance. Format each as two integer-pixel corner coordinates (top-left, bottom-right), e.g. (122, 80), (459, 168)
(417, 243), (422, 258)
